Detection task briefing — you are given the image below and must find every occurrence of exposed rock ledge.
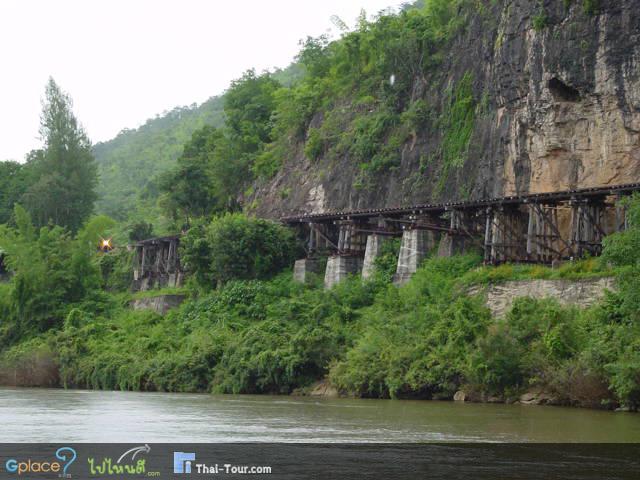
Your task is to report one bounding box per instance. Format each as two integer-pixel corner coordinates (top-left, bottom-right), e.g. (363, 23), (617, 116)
(470, 277), (616, 318)
(130, 294), (186, 315)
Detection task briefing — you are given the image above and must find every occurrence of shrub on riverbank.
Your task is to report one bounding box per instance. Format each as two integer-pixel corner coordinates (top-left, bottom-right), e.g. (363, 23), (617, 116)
(180, 213), (302, 288)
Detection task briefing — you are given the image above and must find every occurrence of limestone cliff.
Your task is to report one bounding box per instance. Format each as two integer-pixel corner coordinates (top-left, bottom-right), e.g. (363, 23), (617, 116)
(469, 276), (616, 317)
(251, 0), (640, 219)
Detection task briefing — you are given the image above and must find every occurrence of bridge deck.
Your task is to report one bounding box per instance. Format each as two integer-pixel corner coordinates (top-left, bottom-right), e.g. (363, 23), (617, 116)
(282, 182), (640, 224)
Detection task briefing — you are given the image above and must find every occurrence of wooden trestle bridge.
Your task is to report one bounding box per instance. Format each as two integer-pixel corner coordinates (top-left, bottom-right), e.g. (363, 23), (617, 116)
(282, 183), (639, 286)
(126, 182), (639, 291)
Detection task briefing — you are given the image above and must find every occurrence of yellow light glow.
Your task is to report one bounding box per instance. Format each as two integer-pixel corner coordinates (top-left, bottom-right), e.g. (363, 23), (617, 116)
(100, 238), (112, 250)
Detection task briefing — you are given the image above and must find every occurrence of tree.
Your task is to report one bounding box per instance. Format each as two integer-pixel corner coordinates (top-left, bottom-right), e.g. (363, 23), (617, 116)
(159, 126), (225, 224)
(128, 222), (154, 242)
(601, 193), (640, 320)
(181, 213), (301, 287)
(207, 214), (301, 285)
(0, 160), (35, 225)
(224, 70), (280, 152)
(22, 78), (98, 232)
(0, 205), (113, 340)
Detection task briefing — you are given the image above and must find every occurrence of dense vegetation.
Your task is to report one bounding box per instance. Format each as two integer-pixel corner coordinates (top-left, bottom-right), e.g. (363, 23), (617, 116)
(0, 195), (638, 410)
(92, 98), (226, 225)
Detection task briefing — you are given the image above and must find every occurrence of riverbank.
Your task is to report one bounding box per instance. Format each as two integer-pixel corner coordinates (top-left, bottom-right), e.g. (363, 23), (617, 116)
(1, 254), (637, 412)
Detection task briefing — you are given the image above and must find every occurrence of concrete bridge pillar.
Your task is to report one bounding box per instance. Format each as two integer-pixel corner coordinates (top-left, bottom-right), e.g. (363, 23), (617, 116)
(437, 235), (467, 257)
(324, 255), (363, 289)
(393, 228), (437, 285)
(361, 234), (389, 280)
(293, 258), (323, 283)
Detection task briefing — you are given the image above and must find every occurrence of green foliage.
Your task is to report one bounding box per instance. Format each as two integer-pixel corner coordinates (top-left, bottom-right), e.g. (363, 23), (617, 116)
(400, 99), (431, 133)
(437, 72), (476, 189)
(583, 0), (599, 15)
(532, 12), (549, 31)
(206, 214), (300, 285)
(0, 205), (114, 342)
(214, 318), (342, 394)
(128, 222), (154, 243)
(98, 248), (134, 292)
(22, 78), (98, 233)
(304, 128), (324, 161)
(460, 257), (612, 286)
(371, 238), (401, 283)
(601, 194), (640, 268)
(225, 70), (280, 152)
(153, 71), (282, 222)
(350, 110), (402, 173)
(602, 194), (640, 321)
(331, 255), (490, 398)
(158, 125), (228, 224)
(93, 97), (226, 222)
(466, 325), (525, 395)
(0, 160), (35, 225)
(181, 214), (301, 288)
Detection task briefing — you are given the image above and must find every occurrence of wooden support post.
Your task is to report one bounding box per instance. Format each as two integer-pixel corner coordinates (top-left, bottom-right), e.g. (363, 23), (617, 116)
(484, 208), (492, 263)
(308, 224), (316, 252)
(140, 246), (146, 276)
(615, 194), (626, 232)
(344, 224), (352, 253)
(526, 204), (535, 257)
(337, 226), (345, 252)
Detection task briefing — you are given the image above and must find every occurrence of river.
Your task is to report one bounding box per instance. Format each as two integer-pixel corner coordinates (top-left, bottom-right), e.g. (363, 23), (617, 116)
(2, 387), (640, 442)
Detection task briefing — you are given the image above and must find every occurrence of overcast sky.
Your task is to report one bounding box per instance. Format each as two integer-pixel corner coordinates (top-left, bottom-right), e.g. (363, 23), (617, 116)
(0, 0), (403, 162)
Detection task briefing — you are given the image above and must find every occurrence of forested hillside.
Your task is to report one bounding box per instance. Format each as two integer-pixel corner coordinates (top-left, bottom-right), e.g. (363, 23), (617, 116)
(92, 63), (304, 229)
(92, 97), (225, 222)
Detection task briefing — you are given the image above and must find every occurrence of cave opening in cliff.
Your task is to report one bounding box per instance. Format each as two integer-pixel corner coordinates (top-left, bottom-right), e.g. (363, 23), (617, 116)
(548, 77), (581, 102)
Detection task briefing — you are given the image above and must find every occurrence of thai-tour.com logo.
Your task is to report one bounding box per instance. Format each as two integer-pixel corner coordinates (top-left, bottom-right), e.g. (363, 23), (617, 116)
(87, 444), (159, 477)
(173, 451), (272, 475)
(5, 447), (76, 476)
(174, 452), (196, 474)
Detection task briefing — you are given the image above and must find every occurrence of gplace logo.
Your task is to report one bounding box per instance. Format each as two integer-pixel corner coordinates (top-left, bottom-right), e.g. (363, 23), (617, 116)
(174, 452), (196, 474)
(5, 447), (77, 476)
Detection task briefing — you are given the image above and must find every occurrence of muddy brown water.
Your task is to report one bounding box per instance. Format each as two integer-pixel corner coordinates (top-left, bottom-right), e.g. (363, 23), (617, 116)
(2, 387), (640, 442)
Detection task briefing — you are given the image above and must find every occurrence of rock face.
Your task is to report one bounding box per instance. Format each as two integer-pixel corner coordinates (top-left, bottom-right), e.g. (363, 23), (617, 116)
(519, 390), (559, 406)
(308, 380), (339, 398)
(476, 277), (616, 317)
(453, 390), (467, 402)
(251, 1), (640, 219)
(130, 294), (186, 315)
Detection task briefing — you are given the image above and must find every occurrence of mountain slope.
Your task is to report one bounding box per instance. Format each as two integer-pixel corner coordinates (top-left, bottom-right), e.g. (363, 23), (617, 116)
(93, 96), (225, 220)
